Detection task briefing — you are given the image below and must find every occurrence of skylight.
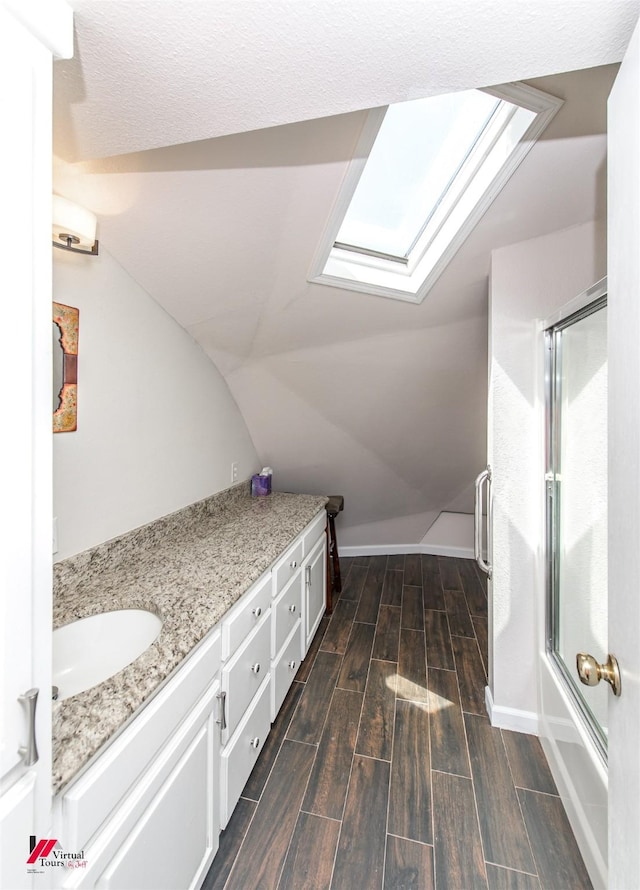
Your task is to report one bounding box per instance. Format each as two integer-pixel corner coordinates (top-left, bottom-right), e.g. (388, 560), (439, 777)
(336, 90), (501, 260)
(309, 83), (562, 303)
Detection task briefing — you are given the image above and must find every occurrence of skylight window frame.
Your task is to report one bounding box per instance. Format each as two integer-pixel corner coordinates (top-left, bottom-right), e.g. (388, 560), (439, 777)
(308, 82), (563, 304)
(402, 96), (503, 261)
(402, 98), (518, 275)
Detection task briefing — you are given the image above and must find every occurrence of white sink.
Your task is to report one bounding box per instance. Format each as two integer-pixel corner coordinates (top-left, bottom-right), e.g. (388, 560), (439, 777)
(53, 609), (163, 701)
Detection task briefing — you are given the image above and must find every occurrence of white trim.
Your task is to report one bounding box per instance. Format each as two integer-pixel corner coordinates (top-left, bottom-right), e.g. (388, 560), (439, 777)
(340, 542), (474, 559)
(307, 106), (387, 282)
(308, 82), (563, 304)
(308, 270), (422, 304)
(485, 685), (540, 735)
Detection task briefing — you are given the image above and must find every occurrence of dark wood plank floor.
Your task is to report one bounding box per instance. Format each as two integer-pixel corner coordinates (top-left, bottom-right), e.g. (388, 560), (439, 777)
(201, 555), (593, 890)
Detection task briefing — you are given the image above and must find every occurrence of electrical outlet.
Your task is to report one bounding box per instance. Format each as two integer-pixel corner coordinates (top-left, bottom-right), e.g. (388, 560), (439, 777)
(231, 462), (238, 483)
(52, 517), (59, 554)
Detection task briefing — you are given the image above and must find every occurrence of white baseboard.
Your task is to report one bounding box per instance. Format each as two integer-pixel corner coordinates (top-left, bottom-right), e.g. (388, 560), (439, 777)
(340, 542), (475, 559)
(485, 686), (539, 735)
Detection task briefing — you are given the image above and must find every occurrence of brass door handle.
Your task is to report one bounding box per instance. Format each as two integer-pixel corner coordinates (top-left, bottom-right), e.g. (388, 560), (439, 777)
(576, 652), (621, 697)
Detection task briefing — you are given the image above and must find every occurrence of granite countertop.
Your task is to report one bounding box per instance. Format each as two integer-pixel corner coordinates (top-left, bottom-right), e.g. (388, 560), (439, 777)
(52, 483), (327, 794)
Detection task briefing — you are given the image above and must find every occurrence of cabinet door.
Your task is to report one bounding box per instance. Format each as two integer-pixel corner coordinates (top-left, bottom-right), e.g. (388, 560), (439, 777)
(61, 628), (221, 852)
(303, 536), (326, 655)
(94, 720), (215, 890)
(61, 682), (220, 890)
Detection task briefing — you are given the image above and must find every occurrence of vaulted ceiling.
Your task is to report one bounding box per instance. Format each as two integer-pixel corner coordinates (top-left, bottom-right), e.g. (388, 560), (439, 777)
(53, 1), (636, 544)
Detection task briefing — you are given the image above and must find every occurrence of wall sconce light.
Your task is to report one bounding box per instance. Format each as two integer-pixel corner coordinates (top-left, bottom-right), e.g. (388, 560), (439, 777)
(52, 195), (99, 255)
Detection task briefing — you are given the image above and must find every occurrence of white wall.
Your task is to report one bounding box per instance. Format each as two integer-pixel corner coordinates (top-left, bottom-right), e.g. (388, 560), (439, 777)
(53, 246), (258, 560)
(340, 510), (440, 549)
(489, 218), (606, 719)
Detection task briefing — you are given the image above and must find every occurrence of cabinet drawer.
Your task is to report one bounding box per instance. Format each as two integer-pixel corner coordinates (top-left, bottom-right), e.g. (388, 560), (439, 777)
(61, 628), (221, 851)
(302, 510), (326, 556)
(273, 573), (302, 656)
(272, 538), (303, 597)
(221, 612), (271, 741)
(221, 572), (271, 661)
(272, 622), (301, 722)
(220, 675), (271, 828)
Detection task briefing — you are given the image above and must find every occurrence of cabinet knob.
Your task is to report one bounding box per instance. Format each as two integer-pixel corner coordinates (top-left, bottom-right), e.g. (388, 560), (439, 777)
(251, 663), (261, 674)
(288, 660), (297, 671)
(289, 604), (296, 613)
(290, 560), (298, 569)
(250, 737), (260, 749)
(252, 606), (262, 618)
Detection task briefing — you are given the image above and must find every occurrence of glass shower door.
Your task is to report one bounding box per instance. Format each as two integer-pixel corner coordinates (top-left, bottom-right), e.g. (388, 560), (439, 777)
(546, 287), (608, 756)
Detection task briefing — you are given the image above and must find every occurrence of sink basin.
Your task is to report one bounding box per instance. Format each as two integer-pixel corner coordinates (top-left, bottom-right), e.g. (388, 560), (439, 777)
(53, 609), (163, 701)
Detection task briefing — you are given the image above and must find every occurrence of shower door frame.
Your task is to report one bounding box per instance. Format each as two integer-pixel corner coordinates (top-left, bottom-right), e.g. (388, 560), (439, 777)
(544, 278), (608, 763)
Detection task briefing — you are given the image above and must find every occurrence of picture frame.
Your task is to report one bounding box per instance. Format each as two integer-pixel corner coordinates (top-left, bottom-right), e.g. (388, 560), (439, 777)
(53, 301), (79, 433)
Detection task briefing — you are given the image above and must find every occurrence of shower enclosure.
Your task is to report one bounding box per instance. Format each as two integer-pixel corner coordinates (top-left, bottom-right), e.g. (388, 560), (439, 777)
(540, 278), (608, 888)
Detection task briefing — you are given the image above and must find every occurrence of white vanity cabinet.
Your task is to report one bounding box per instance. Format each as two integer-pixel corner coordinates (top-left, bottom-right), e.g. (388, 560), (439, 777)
(218, 575), (272, 828)
(219, 510), (327, 822)
(53, 628), (222, 890)
(270, 512), (327, 718)
(53, 507), (328, 886)
(270, 541), (303, 721)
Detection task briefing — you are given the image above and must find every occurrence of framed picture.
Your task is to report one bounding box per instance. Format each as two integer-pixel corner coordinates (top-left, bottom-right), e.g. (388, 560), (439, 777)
(53, 302), (79, 433)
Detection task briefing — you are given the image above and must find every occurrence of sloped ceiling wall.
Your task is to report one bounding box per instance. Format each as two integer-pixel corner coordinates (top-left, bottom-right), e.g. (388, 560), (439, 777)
(55, 0), (636, 161)
(53, 1), (629, 543)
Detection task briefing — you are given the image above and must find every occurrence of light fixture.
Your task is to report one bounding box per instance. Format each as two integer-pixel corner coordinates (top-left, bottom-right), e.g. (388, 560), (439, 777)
(52, 195), (99, 255)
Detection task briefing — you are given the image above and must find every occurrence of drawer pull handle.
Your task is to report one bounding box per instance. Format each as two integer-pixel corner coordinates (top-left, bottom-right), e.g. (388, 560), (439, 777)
(216, 691), (227, 731)
(305, 565), (312, 586)
(253, 606), (262, 618)
(18, 688), (39, 766)
(289, 604), (296, 613)
(288, 660), (297, 671)
(250, 737), (260, 750)
(251, 663), (261, 674)
(290, 560), (298, 569)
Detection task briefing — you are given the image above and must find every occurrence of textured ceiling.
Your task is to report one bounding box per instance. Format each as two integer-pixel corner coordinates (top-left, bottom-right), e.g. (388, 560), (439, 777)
(52, 1), (633, 542)
(55, 0), (638, 161)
